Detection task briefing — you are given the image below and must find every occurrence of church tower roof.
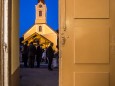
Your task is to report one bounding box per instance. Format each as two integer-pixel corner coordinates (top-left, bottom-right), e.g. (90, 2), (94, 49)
(38, 0), (45, 4)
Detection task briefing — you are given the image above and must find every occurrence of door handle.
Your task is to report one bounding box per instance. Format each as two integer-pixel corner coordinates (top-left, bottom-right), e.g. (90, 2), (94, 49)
(61, 37), (66, 46)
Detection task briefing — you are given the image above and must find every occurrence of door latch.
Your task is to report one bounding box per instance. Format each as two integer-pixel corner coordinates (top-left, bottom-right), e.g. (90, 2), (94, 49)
(61, 36), (66, 46)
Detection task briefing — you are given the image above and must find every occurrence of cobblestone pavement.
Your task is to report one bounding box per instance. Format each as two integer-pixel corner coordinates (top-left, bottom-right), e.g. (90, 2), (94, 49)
(20, 63), (59, 86)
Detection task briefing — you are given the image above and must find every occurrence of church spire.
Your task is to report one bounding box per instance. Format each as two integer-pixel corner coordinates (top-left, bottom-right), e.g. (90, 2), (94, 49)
(35, 0), (47, 24)
(38, 0), (45, 4)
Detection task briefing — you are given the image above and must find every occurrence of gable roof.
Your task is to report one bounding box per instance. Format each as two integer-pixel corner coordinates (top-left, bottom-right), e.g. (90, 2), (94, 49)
(22, 32), (52, 43)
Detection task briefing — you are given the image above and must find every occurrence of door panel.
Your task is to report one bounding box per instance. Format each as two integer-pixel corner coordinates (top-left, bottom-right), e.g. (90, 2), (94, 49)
(74, 0), (109, 18)
(74, 72), (109, 86)
(59, 0), (115, 86)
(75, 27), (109, 63)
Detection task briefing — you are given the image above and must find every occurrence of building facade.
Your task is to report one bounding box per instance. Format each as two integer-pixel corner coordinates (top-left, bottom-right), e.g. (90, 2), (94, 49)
(23, 0), (57, 49)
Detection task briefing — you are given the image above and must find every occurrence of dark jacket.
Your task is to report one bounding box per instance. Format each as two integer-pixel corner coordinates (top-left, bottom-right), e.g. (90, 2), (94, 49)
(46, 46), (54, 58)
(36, 46), (42, 57)
(28, 44), (36, 57)
(22, 44), (28, 55)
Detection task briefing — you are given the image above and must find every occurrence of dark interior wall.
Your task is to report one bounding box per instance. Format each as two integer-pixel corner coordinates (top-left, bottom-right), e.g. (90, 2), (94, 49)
(11, 68), (20, 86)
(11, 0), (20, 86)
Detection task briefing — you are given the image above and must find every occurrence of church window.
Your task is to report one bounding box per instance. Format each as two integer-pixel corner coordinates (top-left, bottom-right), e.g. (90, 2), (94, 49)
(39, 26), (42, 32)
(39, 11), (42, 16)
(39, 4), (42, 8)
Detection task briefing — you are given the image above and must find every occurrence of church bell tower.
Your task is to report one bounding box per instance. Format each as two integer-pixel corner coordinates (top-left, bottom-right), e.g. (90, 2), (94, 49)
(35, 0), (47, 24)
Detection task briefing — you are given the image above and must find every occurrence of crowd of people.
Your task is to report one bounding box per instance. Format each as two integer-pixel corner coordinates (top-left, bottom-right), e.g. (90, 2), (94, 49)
(20, 41), (59, 71)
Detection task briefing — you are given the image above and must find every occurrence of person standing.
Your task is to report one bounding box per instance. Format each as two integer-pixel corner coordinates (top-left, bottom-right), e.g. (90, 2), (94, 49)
(22, 41), (28, 67)
(46, 43), (54, 71)
(36, 41), (42, 68)
(28, 42), (36, 68)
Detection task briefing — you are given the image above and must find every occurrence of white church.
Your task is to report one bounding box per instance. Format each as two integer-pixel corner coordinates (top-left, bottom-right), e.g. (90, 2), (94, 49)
(22, 0), (58, 49)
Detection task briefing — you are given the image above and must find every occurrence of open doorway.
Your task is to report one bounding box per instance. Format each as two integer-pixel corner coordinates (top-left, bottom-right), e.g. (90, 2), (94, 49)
(19, 0), (59, 86)
(2, 0), (115, 86)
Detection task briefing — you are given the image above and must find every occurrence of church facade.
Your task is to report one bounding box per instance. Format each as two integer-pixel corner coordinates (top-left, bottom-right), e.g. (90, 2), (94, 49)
(23, 0), (57, 49)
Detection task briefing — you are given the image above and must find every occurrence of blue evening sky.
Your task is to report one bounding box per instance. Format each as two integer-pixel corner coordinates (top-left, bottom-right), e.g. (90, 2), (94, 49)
(19, 0), (58, 37)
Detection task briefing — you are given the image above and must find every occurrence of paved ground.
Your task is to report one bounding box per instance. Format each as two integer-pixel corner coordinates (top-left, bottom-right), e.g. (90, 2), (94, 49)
(20, 63), (59, 86)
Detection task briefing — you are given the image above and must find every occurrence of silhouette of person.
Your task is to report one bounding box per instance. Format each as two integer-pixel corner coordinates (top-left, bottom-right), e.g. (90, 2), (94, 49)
(28, 42), (36, 68)
(46, 43), (54, 71)
(22, 41), (28, 67)
(36, 41), (42, 68)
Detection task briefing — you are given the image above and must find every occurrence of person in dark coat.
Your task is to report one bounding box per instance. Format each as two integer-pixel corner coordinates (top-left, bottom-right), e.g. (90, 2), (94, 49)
(28, 42), (36, 68)
(22, 41), (28, 67)
(36, 41), (42, 68)
(46, 43), (54, 71)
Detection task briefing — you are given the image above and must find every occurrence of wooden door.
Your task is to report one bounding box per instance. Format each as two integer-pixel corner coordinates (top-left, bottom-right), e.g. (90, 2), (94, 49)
(59, 0), (115, 86)
(0, 0), (2, 85)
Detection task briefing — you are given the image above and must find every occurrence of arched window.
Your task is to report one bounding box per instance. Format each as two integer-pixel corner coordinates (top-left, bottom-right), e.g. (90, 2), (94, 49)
(39, 26), (42, 32)
(39, 11), (42, 16)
